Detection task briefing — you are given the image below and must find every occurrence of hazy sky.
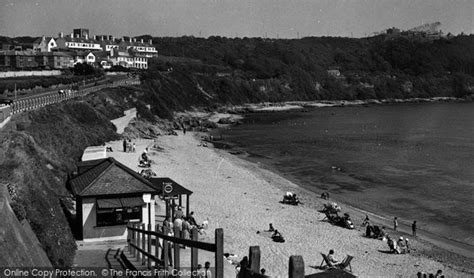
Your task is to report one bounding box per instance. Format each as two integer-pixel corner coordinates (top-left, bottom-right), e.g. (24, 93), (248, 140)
(0, 0), (472, 38)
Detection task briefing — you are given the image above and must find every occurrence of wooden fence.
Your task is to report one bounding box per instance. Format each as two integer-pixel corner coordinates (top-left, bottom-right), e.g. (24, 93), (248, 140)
(238, 246), (305, 278)
(127, 223), (224, 278)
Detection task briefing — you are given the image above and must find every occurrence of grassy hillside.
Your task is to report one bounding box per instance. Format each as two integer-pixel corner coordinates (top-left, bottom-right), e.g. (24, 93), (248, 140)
(141, 34), (474, 110)
(0, 87), (146, 267)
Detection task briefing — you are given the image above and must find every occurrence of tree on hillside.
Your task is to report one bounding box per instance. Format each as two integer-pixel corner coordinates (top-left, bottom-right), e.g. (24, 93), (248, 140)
(72, 63), (96, 76)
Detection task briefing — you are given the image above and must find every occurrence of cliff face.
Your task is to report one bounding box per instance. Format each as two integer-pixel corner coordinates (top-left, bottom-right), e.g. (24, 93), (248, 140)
(0, 87), (136, 267)
(0, 185), (51, 267)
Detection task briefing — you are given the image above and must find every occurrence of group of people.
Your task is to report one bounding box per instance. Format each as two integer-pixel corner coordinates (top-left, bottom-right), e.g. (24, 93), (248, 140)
(387, 235), (410, 254)
(268, 223), (285, 243)
(138, 147), (151, 167)
(282, 192), (300, 205)
(417, 269), (444, 278)
(122, 138), (136, 153)
(159, 209), (207, 266)
(162, 209), (205, 240)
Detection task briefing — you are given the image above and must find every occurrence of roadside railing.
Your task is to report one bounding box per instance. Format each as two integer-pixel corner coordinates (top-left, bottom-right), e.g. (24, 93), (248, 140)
(127, 223), (224, 278)
(7, 78), (140, 115)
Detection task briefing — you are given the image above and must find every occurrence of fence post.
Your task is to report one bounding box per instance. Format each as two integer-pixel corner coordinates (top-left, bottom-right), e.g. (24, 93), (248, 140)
(289, 256), (304, 278)
(155, 224), (160, 267)
(136, 224), (141, 261)
(248, 246), (261, 274)
(215, 228), (224, 278)
(147, 224), (152, 268)
(163, 236), (169, 270)
(191, 228), (198, 276)
(173, 226), (181, 277)
(141, 223), (146, 265)
(127, 225), (131, 253)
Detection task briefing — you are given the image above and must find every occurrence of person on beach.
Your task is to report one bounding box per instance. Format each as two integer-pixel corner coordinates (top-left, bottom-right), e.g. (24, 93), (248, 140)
(327, 250), (339, 265)
(394, 217), (398, 231)
(204, 261), (211, 278)
(268, 223), (274, 232)
(236, 256), (249, 278)
(182, 217), (191, 240)
(163, 217), (173, 234)
(362, 214), (370, 227)
(122, 139), (127, 152)
(412, 221), (417, 236)
(175, 206), (184, 219)
(173, 216), (183, 233)
(132, 142), (136, 152)
(405, 238), (410, 253)
(188, 211), (198, 227)
(398, 237), (407, 254)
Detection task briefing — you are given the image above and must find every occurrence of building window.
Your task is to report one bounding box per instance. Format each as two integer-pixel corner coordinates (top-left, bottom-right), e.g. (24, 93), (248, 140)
(97, 206), (142, 226)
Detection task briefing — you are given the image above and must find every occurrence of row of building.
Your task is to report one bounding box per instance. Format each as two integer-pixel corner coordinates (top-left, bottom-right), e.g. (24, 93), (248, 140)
(0, 28), (158, 70)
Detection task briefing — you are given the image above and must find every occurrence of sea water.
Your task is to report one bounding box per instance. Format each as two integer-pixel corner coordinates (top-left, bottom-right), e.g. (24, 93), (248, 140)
(218, 102), (474, 246)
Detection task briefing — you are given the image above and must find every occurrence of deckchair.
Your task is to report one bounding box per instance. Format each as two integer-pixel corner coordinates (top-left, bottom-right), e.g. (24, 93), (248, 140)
(338, 255), (354, 272)
(319, 253), (336, 269)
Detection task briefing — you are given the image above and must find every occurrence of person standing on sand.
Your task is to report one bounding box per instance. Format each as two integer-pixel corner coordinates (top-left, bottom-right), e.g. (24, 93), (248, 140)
(394, 217), (398, 231)
(123, 139), (127, 152)
(412, 221), (417, 236)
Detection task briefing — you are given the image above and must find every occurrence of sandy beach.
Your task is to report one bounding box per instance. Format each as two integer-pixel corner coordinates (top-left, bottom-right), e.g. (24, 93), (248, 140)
(104, 131), (472, 278)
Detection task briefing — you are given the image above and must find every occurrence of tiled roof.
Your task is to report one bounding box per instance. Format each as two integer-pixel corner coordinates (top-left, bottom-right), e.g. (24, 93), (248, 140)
(69, 157), (158, 197)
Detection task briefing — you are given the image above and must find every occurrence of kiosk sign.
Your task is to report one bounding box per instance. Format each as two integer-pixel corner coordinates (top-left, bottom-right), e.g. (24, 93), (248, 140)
(162, 182), (174, 198)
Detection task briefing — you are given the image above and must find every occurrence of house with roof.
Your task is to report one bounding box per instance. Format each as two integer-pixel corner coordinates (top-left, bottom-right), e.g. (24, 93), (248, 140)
(72, 51), (96, 65)
(55, 36), (102, 52)
(68, 157), (159, 241)
(33, 36), (57, 52)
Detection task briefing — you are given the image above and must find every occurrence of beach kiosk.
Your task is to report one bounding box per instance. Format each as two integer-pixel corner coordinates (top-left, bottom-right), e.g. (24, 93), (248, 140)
(148, 177), (193, 220)
(68, 157), (159, 241)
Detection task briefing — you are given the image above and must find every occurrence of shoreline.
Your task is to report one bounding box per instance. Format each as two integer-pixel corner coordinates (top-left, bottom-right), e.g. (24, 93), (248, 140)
(216, 147), (474, 265)
(234, 153), (474, 258)
(107, 132), (473, 277)
(225, 96), (465, 113)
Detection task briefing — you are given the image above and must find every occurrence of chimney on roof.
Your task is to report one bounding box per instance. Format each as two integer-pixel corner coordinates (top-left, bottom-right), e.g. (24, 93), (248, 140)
(58, 32), (64, 38)
(149, 39), (152, 44)
(111, 36), (115, 42)
(85, 34), (89, 40)
(129, 37), (132, 43)
(141, 39), (144, 43)
(121, 37), (125, 42)
(70, 33), (73, 38)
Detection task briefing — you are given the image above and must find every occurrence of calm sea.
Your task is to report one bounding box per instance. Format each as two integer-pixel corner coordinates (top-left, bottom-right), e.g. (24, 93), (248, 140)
(217, 102), (474, 246)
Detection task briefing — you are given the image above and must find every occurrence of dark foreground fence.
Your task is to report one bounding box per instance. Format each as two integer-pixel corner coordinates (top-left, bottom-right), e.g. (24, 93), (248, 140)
(127, 224), (224, 278)
(238, 246), (305, 278)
